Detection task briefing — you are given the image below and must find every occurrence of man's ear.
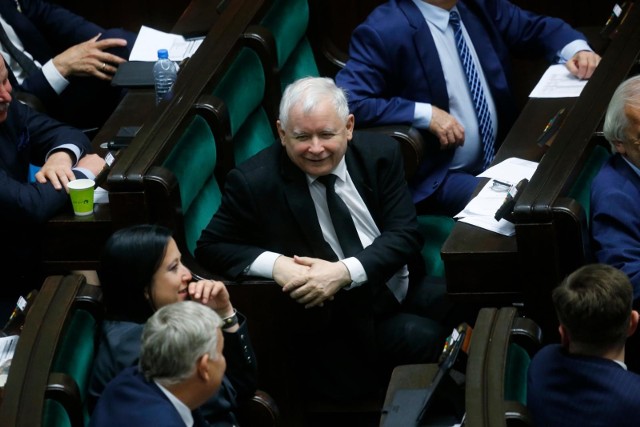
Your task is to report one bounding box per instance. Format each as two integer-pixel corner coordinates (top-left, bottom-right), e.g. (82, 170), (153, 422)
(276, 120), (285, 146)
(559, 324), (570, 349)
(612, 140), (626, 155)
(628, 310), (639, 337)
(197, 354), (210, 381)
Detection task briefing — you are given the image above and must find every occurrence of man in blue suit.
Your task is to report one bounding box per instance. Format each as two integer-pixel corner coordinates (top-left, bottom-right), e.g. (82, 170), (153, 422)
(0, 0), (136, 129)
(0, 54), (105, 297)
(591, 75), (640, 300)
(90, 301), (227, 427)
(336, 0), (600, 215)
(527, 264), (640, 427)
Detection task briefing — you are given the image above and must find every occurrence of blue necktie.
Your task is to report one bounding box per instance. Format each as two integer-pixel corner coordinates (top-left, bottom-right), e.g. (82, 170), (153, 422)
(450, 11), (495, 169)
(317, 174), (363, 258)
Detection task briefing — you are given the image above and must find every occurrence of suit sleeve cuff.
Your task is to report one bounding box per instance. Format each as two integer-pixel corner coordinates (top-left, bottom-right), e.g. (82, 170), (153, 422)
(46, 144), (83, 166)
(557, 40), (592, 63)
(246, 251), (281, 278)
(42, 60), (69, 94)
(341, 257), (367, 289)
(413, 102), (432, 129)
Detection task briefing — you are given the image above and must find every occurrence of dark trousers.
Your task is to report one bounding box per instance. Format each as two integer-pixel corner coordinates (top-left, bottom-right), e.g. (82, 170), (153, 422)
(415, 170), (479, 217)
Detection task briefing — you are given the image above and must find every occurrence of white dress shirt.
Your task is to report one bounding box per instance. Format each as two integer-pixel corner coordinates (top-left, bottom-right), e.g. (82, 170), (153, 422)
(248, 158), (410, 303)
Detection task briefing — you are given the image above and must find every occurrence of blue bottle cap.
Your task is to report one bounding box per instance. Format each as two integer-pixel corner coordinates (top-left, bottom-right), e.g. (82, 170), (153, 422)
(157, 49), (169, 59)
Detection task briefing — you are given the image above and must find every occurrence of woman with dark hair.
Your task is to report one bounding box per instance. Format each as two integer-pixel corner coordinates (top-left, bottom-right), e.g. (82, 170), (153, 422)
(89, 224), (257, 426)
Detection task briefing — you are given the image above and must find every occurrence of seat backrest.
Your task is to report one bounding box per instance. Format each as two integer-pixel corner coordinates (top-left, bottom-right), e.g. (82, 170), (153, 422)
(0, 275), (102, 427)
(417, 214), (456, 278)
(464, 307), (542, 427)
(212, 47), (276, 166)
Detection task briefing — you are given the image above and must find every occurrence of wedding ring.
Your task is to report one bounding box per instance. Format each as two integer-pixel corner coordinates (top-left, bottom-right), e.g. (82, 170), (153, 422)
(101, 62), (106, 71)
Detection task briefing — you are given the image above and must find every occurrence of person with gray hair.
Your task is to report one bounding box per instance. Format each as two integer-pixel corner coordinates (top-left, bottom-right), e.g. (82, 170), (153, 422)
(527, 264), (640, 427)
(90, 301), (226, 427)
(196, 76), (464, 402)
(591, 75), (640, 300)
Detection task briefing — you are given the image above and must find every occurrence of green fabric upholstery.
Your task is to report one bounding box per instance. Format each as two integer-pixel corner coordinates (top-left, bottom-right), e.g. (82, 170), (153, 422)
(48, 309), (98, 426)
(279, 37), (319, 92)
(503, 342), (530, 406)
(163, 114), (221, 255)
(567, 144), (611, 226)
(417, 215), (455, 277)
(233, 106), (274, 165)
(259, 0), (319, 91)
(43, 399), (72, 427)
(213, 48), (266, 136)
(259, 0), (310, 68)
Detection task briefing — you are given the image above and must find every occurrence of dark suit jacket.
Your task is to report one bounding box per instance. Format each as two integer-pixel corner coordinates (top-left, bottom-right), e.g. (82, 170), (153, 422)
(0, 100), (92, 296)
(591, 154), (640, 298)
(0, 0), (135, 126)
(90, 366), (213, 427)
(528, 344), (640, 427)
(335, 0), (587, 201)
(89, 317), (257, 424)
(196, 132), (423, 398)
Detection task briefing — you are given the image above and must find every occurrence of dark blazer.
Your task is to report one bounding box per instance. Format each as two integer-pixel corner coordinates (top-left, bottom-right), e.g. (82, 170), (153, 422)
(0, 99), (91, 223)
(89, 317), (257, 425)
(0, 99), (92, 296)
(196, 132), (423, 398)
(528, 344), (640, 427)
(335, 0), (587, 201)
(89, 366), (212, 427)
(591, 154), (640, 298)
(0, 0), (135, 126)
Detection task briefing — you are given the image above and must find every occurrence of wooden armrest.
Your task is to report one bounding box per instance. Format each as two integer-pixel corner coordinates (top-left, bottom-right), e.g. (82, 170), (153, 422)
(46, 372), (83, 427)
(237, 389), (280, 427)
(360, 125), (426, 180)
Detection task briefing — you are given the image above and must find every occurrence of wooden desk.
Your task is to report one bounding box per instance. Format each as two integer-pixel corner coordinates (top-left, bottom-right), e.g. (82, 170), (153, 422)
(41, 0), (269, 272)
(442, 4), (640, 309)
(379, 364), (439, 426)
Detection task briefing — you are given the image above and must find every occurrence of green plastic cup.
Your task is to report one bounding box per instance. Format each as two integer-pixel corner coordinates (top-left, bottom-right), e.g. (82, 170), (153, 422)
(68, 178), (95, 216)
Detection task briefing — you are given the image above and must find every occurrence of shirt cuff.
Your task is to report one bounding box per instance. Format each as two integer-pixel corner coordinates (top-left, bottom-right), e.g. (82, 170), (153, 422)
(42, 60), (70, 94)
(46, 144), (83, 166)
(413, 102), (432, 129)
(247, 251), (282, 279)
(341, 256), (367, 289)
(557, 40), (593, 63)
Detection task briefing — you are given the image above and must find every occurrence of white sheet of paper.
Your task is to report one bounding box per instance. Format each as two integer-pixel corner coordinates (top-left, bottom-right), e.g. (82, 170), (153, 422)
(529, 64), (588, 98)
(454, 158), (540, 236)
(129, 26), (203, 62)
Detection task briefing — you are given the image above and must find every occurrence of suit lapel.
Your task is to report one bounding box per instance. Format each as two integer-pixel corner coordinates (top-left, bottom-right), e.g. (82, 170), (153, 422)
(397, 0), (449, 110)
(0, 1), (52, 62)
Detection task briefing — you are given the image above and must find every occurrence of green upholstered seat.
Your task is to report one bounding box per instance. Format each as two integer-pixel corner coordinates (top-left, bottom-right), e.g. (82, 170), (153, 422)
(567, 144), (611, 226)
(417, 215), (456, 278)
(212, 47), (275, 166)
(163, 114), (222, 255)
(46, 309), (99, 426)
(260, 0), (319, 90)
(503, 343), (531, 406)
(43, 400), (72, 427)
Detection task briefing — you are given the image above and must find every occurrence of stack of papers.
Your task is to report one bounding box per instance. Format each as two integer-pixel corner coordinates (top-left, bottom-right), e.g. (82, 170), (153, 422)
(129, 26), (204, 62)
(454, 158), (539, 236)
(0, 335), (18, 386)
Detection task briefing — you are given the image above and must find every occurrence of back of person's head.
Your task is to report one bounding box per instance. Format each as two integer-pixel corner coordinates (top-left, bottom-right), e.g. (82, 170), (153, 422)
(553, 264), (633, 355)
(99, 224), (173, 323)
(139, 301), (222, 386)
(603, 75), (640, 146)
(278, 76), (349, 129)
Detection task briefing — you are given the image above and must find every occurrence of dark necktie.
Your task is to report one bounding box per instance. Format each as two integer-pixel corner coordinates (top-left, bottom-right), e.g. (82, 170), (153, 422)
(317, 174), (363, 258)
(450, 10), (495, 169)
(0, 22), (39, 76)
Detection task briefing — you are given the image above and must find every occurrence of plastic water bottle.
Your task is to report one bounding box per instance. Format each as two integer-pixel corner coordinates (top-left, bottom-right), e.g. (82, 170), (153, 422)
(153, 49), (178, 105)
